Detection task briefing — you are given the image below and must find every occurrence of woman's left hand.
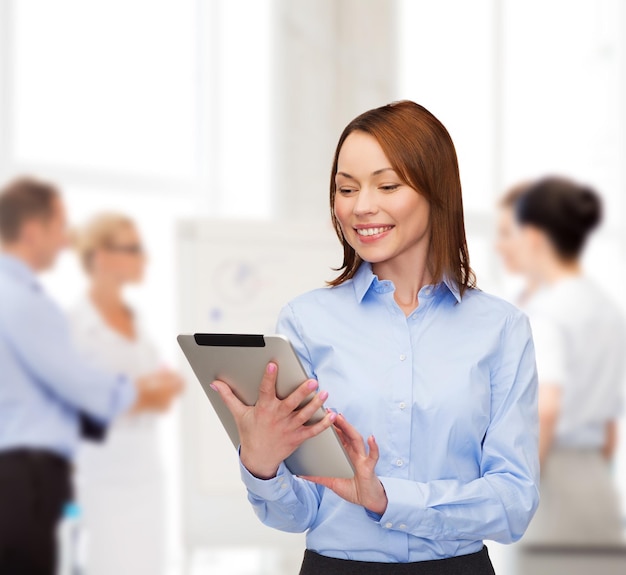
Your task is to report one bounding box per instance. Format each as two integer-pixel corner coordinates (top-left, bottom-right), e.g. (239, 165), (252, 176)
(301, 413), (388, 515)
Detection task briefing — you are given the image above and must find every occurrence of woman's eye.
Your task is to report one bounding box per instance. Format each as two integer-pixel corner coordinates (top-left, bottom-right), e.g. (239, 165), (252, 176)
(380, 184), (400, 192)
(338, 188), (357, 195)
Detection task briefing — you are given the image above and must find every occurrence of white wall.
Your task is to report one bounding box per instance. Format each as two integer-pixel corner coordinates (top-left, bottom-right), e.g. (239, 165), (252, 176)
(1, 0), (625, 572)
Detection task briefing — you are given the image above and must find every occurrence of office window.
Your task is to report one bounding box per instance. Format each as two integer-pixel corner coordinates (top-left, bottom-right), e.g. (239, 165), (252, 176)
(212, 0), (273, 218)
(501, 0), (624, 229)
(397, 0), (496, 217)
(12, 0), (198, 181)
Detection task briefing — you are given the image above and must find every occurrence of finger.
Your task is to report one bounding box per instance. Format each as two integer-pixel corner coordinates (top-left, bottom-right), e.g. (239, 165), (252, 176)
(333, 414), (367, 456)
(209, 379), (247, 418)
(170, 376), (185, 393)
(256, 362), (279, 405)
(280, 378), (319, 414)
(155, 391), (174, 412)
(367, 435), (380, 463)
(298, 410), (337, 441)
(291, 390), (329, 426)
(160, 397), (175, 412)
(332, 426), (367, 471)
(165, 384), (181, 402)
(332, 423), (351, 450)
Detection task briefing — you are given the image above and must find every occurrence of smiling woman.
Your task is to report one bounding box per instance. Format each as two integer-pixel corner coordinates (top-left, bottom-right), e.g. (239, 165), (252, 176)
(210, 100), (540, 575)
(329, 101), (474, 299)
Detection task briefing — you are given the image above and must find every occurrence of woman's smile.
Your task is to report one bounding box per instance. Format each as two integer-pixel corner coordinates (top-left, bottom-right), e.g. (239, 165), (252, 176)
(354, 224), (394, 241)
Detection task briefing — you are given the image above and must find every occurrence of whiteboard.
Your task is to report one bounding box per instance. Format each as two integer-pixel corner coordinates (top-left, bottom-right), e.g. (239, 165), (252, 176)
(176, 219), (342, 551)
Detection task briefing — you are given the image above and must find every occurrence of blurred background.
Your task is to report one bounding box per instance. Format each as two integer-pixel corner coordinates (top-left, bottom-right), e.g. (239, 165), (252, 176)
(0, 0), (625, 573)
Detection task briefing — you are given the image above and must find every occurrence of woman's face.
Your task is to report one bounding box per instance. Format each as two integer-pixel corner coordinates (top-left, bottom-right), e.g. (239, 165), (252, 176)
(333, 131), (431, 272)
(495, 207), (524, 274)
(92, 224), (146, 285)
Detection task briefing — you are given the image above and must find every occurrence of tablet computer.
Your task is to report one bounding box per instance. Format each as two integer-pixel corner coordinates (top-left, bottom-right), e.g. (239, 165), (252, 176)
(177, 333), (354, 478)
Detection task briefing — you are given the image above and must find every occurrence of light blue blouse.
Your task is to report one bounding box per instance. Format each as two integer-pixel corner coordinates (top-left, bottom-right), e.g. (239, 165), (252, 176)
(240, 262), (539, 562)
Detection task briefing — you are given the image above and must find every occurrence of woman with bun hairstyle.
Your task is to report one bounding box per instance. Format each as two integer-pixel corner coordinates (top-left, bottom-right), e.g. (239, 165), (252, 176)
(211, 101), (539, 574)
(69, 213), (182, 575)
(513, 177), (625, 545)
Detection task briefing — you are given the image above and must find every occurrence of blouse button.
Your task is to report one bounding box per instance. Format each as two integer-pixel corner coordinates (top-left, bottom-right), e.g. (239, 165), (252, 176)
(395, 459), (404, 467)
(399, 354), (406, 361)
(399, 402), (406, 410)
(385, 522), (393, 529)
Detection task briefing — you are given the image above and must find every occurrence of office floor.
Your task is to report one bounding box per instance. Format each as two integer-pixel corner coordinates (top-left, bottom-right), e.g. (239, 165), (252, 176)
(174, 547), (304, 575)
(190, 549), (282, 575)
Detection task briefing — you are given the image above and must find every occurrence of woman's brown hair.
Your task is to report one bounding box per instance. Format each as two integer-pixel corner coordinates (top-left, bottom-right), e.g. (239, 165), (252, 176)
(328, 100), (476, 296)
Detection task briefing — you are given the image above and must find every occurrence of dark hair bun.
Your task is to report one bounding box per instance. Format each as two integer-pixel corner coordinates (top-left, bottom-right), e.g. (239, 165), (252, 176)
(515, 176), (602, 259)
(569, 186), (602, 233)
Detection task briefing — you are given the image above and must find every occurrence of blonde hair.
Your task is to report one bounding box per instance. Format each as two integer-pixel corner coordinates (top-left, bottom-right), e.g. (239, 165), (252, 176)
(72, 212), (135, 273)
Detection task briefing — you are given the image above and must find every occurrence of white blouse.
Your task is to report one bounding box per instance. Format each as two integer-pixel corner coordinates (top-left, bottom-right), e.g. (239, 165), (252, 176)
(69, 296), (167, 575)
(69, 296), (163, 483)
(525, 276), (626, 448)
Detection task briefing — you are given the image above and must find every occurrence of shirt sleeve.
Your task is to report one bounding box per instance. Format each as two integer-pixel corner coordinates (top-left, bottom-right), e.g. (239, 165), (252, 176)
(239, 302), (322, 532)
(376, 311), (540, 543)
(240, 459), (323, 532)
(3, 289), (136, 423)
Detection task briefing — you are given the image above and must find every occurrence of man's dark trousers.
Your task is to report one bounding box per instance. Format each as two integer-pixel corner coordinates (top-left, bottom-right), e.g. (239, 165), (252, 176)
(0, 450), (71, 575)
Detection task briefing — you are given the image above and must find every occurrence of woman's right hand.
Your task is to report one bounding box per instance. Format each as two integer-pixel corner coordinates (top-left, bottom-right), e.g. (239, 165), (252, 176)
(210, 362), (337, 480)
(133, 368), (184, 413)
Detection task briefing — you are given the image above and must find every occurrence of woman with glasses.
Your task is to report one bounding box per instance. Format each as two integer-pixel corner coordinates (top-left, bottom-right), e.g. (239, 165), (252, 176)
(70, 213), (181, 575)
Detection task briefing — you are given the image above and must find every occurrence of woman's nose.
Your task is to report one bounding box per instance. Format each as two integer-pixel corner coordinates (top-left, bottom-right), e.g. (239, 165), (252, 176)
(353, 188), (378, 215)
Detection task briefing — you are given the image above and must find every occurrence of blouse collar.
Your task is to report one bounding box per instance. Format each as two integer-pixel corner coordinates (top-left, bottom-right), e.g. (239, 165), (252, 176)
(351, 261), (462, 304)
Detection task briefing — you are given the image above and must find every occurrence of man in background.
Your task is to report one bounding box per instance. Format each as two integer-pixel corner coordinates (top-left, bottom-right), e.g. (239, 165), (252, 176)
(0, 176), (183, 575)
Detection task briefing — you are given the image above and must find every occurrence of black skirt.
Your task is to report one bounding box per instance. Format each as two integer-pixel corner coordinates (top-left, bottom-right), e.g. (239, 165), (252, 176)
(299, 546), (495, 575)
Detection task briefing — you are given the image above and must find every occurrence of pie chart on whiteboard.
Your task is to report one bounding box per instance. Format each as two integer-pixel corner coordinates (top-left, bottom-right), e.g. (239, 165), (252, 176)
(213, 259), (264, 305)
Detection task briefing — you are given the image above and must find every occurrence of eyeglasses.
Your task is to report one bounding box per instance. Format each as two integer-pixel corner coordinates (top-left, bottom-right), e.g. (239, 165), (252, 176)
(104, 244), (144, 255)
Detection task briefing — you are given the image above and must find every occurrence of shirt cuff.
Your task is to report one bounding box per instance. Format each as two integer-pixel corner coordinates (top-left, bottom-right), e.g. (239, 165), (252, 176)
(239, 456), (295, 502)
(378, 476), (426, 532)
